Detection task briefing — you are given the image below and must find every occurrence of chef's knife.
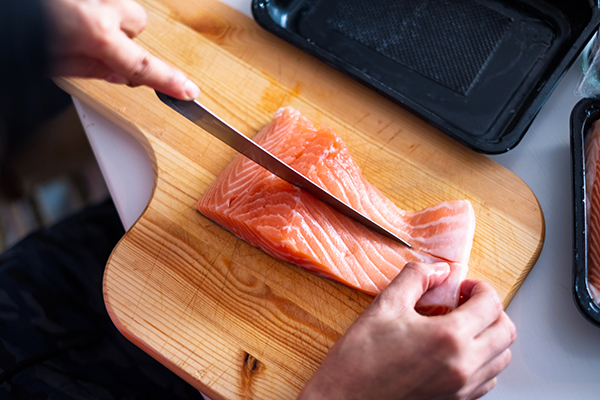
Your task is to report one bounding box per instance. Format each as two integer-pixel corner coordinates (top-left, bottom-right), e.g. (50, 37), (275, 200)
(156, 91), (411, 248)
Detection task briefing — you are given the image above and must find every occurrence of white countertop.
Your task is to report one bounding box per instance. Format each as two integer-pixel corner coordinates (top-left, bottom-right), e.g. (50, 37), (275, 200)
(74, 1), (600, 398)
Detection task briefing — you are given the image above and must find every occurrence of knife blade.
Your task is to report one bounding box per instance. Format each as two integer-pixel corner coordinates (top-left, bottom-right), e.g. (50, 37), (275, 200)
(156, 91), (411, 248)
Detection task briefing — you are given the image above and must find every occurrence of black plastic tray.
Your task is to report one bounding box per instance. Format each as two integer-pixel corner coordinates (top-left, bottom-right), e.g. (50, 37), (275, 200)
(252, 0), (600, 154)
(570, 98), (600, 328)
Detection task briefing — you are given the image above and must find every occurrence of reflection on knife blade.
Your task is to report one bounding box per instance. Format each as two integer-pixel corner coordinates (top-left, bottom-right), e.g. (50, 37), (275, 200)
(155, 90), (411, 248)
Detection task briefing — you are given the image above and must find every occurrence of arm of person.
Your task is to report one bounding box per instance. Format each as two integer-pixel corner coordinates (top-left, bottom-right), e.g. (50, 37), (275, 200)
(45, 0), (200, 100)
(0, 0), (53, 145)
(298, 262), (516, 400)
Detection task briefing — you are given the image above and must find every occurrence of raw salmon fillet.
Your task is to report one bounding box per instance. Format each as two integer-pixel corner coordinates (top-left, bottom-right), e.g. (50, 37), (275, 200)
(197, 107), (475, 309)
(585, 120), (600, 304)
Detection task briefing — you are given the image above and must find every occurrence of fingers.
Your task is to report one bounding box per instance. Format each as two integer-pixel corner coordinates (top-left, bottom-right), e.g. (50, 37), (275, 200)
(51, 55), (112, 79)
(459, 279), (480, 298)
(375, 262), (450, 311)
(119, 0), (147, 38)
(105, 73), (135, 85)
(466, 377), (498, 400)
(450, 280), (503, 335)
(48, 0), (198, 99)
(52, 55), (143, 88)
(465, 348), (511, 399)
(478, 349), (512, 384)
(474, 311), (517, 360)
(453, 291), (515, 399)
(99, 32), (200, 99)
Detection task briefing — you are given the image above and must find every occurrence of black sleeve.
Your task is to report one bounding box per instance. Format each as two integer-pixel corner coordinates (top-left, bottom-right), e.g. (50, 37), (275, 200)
(0, 0), (51, 104)
(0, 0), (69, 158)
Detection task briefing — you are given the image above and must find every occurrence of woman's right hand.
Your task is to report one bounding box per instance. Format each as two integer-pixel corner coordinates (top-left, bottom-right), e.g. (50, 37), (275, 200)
(45, 0), (200, 100)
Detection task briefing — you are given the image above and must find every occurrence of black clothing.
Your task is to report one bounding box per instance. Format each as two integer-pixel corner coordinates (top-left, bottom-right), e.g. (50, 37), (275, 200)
(0, 200), (204, 399)
(0, 1), (203, 398)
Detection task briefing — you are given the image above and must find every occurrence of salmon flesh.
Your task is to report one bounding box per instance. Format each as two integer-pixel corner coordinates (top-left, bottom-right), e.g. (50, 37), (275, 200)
(585, 120), (600, 305)
(197, 107), (476, 312)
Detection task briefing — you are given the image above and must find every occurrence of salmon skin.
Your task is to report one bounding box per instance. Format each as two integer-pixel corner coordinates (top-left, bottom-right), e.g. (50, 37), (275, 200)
(197, 107), (476, 312)
(585, 121), (600, 305)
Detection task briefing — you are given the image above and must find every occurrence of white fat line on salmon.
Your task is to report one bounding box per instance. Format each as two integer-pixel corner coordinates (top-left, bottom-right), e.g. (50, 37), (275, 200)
(307, 206), (371, 288)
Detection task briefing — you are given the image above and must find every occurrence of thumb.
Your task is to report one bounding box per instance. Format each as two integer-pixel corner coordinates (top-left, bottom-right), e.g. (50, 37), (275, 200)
(375, 262), (451, 312)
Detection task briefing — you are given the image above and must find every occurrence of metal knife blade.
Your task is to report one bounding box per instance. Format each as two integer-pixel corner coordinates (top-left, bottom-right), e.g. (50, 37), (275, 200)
(156, 91), (411, 248)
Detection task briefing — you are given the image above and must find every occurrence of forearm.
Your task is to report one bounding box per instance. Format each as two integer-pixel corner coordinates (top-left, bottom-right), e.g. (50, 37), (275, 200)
(0, 0), (51, 94)
(0, 0), (52, 157)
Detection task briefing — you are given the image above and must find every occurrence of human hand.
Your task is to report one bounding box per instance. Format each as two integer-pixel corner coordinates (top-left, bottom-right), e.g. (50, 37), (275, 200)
(298, 262), (516, 400)
(45, 0), (200, 100)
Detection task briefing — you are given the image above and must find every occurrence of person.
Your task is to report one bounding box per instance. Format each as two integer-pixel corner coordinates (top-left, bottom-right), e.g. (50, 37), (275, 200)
(0, 0), (516, 399)
(0, 1), (203, 398)
(297, 262), (515, 400)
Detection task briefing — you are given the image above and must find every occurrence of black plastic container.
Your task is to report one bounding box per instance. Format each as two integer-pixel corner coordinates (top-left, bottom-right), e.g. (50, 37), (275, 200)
(252, 0), (600, 154)
(570, 98), (600, 328)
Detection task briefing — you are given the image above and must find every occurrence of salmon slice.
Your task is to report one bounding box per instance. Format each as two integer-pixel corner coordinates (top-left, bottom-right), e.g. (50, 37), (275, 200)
(197, 107), (475, 309)
(585, 120), (600, 304)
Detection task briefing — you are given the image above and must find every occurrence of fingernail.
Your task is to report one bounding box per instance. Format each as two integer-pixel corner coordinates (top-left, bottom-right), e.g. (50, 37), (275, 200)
(184, 80), (200, 99)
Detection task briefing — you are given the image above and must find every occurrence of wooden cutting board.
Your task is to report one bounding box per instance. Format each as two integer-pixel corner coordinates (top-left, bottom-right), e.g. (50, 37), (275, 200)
(56, 0), (545, 398)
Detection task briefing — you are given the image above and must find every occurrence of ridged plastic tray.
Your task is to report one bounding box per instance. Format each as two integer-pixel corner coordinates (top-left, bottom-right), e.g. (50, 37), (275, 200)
(253, 0), (600, 154)
(571, 97), (600, 328)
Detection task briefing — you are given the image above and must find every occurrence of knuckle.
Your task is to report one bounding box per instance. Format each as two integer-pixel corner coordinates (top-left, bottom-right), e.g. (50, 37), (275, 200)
(127, 2), (148, 35)
(139, 12), (148, 30)
(436, 327), (463, 355)
(368, 296), (403, 319)
(128, 53), (153, 80)
(403, 262), (430, 284)
(492, 294), (503, 313)
(477, 286), (503, 317)
(404, 261), (427, 274)
(92, 13), (116, 40)
(446, 361), (472, 391)
(483, 285), (503, 311)
(88, 16), (117, 51)
(495, 312), (517, 347)
(167, 69), (184, 87)
(136, 3), (148, 27)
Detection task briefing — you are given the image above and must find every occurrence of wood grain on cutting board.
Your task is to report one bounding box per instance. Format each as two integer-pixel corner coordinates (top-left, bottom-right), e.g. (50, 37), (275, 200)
(55, 0), (545, 398)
